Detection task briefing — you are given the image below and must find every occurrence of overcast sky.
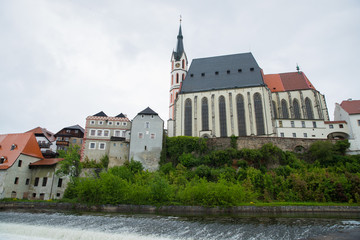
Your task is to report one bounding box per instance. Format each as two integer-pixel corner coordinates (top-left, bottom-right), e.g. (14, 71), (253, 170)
(1, 0), (359, 134)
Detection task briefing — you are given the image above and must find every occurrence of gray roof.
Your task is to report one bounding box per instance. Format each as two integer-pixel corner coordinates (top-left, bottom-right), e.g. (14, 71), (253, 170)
(65, 124), (85, 133)
(115, 113), (126, 118)
(138, 107), (158, 115)
(180, 52), (265, 94)
(93, 111), (107, 117)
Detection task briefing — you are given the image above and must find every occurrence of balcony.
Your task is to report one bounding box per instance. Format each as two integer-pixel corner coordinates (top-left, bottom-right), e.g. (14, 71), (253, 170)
(56, 140), (69, 146)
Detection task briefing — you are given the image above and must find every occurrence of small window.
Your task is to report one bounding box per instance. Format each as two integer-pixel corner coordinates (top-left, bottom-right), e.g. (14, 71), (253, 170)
(144, 146), (147, 151)
(58, 178), (63, 188)
(98, 121), (103, 125)
(150, 133), (155, 139)
(10, 144), (17, 151)
(292, 133), (296, 138)
(250, 67), (254, 71)
(66, 130), (71, 133)
(238, 69), (242, 73)
(329, 124), (334, 129)
(280, 133), (284, 137)
(116, 122), (120, 126)
(25, 179), (30, 185)
(303, 133), (308, 138)
(190, 74), (194, 77)
(291, 121), (295, 128)
(97, 130), (102, 136)
(18, 160), (22, 167)
(358, 120), (360, 126)
(75, 130), (78, 133)
(113, 143), (116, 147)
(114, 130), (121, 137)
(65, 137), (69, 141)
(312, 135), (316, 137)
(90, 120), (95, 125)
(42, 177), (47, 187)
(32, 193), (36, 198)
(57, 137), (62, 141)
(34, 177), (39, 186)
(279, 121), (283, 127)
(201, 73), (205, 77)
(0, 157), (5, 164)
(123, 122), (127, 126)
(139, 133), (144, 139)
(145, 122), (150, 128)
(99, 143), (106, 150)
(215, 71), (219, 75)
(312, 121), (317, 128)
(90, 129), (96, 136)
(339, 124), (344, 128)
(14, 177), (19, 184)
(56, 193), (61, 197)
(72, 139), (77, 144)
(226, 70), (230, 74)
(89, 142), (96, 149)
(108, 121), (113, 125)
(301, 121), (306, 128)
(104, 130), (110, 137)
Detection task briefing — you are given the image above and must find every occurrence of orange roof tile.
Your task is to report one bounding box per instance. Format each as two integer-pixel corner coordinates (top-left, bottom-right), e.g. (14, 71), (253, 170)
(340, 100), (360, 115)
(26, 127), (56, 142)
(0, 132), (43, 170)
(264, 72), (316, 92)
(30, 158), (64, 166)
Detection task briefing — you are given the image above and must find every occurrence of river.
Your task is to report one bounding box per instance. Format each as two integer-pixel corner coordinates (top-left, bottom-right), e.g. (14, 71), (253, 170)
(0, 210), (359, 240)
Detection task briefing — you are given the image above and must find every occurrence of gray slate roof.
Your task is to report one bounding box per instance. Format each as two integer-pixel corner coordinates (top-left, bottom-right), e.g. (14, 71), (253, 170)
(138, 107), (158, 115)
(115, 113), (126, 118)
(173, 25), (184, 61)
(180, 53), (265, 94)
(93, 111), (107, 117)
(65, 124), (85, 132)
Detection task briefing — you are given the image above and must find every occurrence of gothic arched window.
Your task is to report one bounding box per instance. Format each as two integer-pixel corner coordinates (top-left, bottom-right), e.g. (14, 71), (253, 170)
(184, 98), (192, 136)
(182, 59), (185, 69)
(236, 94), (246, 136)
(219, 96), (227, 137)
(201, 97), (209, 131)
(254, 93), (265, 135)
(305, 97), (314, 119)
(293, 99), (301, 119)
(176, 73), (179, 84)
(272, 101), (278, 119)
(171, 75), (173, 85)
(281, 99), (289, 119)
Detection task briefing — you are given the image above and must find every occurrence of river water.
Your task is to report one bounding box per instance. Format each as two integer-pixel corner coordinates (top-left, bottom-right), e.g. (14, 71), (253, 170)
(0, 210), (359, 240)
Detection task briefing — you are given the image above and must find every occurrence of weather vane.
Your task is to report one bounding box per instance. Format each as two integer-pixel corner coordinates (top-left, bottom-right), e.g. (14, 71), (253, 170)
(296, 63), (300, 73)
(180, 15), (182, 23)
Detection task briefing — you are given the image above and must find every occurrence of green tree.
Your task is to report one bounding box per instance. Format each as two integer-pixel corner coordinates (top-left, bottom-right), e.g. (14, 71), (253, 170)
(56, 145), (82, 182)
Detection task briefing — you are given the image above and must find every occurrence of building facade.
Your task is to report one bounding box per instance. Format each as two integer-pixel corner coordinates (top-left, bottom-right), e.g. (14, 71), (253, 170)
(129, 107), (164, 171)
(334, 99), (360, 154)
(80, 111), (131, 167)
(55, 124), (85, 151)
(169, 24), (349, 141)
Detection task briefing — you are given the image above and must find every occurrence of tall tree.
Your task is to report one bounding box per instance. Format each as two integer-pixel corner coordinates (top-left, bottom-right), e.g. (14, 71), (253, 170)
(56, 144), (82, 182)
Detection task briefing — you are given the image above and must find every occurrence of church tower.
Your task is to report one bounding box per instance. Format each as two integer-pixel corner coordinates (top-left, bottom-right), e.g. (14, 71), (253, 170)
(168, 21), (188, 136)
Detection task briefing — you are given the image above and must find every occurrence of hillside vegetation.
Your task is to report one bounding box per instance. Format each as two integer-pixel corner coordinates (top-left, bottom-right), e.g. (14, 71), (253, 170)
(63, 137), (360, 207)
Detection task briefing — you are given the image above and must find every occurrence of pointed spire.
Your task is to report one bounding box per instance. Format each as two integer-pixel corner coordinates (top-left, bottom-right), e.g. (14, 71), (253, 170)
(174, 20), (184, 61)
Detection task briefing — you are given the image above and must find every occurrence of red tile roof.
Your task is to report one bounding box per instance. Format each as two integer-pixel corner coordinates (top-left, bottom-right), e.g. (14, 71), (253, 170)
(0, 133), (43, 170)
(29, 158), (64, 166)
(264, 72), (316, 93)
(340, 100), (360, 115)
(26, 127), (56, 142)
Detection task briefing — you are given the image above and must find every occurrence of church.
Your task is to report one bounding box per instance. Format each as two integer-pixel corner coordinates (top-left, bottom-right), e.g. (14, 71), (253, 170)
(168, 24), (348, 140)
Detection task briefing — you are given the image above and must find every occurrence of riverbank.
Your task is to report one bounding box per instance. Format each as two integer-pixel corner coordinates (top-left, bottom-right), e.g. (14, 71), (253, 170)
(1, 201), (360, 216)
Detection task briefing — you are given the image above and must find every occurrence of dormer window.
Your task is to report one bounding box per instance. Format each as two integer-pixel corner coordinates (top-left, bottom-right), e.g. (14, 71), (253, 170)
(0, 156), (6, 164)
(10, 144), (17, 151)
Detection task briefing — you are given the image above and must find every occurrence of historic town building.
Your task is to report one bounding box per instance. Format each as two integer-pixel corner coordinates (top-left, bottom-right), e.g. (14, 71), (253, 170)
(335, 99), (360, 154)
(168, 24), (349, 141)
(129, 107), (164, 171)
(80, 111), (131, 167)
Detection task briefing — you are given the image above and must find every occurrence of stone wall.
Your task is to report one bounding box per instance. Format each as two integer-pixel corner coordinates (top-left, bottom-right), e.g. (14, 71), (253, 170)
(1, 201), (359, 214)
(207, 136), (337, 152)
